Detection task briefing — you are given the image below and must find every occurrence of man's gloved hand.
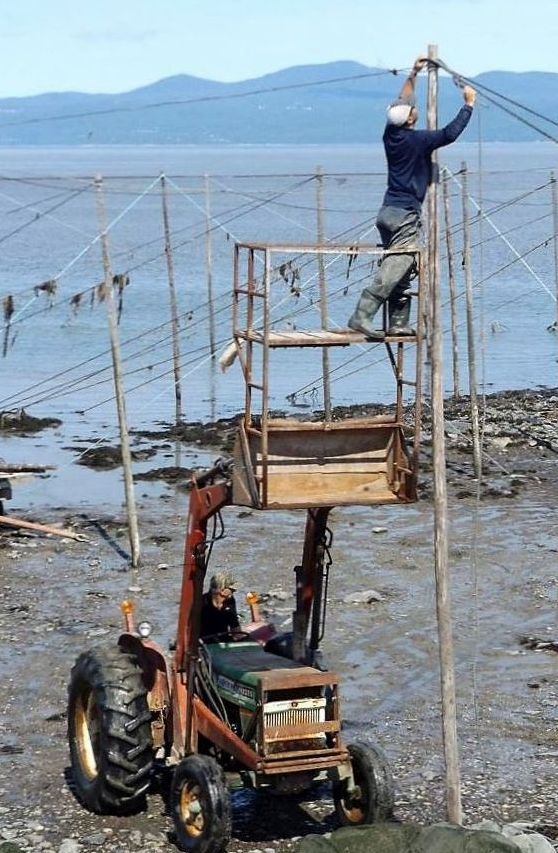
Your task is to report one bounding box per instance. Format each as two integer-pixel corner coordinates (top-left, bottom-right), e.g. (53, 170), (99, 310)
(463, 85), (476, 106)
(411, 57), (428, 75)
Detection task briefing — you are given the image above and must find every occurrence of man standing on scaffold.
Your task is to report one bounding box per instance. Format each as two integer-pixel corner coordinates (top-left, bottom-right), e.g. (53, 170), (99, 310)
(348, 56), (476, 339)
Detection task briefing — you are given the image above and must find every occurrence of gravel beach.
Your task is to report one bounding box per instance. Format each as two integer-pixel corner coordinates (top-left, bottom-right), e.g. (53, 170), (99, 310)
(0, 388), (557, 852)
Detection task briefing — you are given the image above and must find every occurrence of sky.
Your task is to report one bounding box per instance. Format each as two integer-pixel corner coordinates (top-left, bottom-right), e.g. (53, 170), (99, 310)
(1, 0), (557, 98)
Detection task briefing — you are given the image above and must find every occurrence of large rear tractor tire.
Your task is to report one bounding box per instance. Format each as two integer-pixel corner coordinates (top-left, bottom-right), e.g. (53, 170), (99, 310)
(67, 646), (153, 814)
(333, 742), (394, 826)
(171, 754), (231, 853)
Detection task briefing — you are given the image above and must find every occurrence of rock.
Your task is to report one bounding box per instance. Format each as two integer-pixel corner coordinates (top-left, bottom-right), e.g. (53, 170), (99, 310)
(343, 589), (384, 604)
(0, 843), (25, 853)
(268, 589), (289, 601)
(157, 563), (169, 570)
(502, 823), (556, 853)
(468, 823), (555, 853)
(421, 769), (438, 781)
(134, 466), (193, 483)
(128, 830), (143, 847)
(81, 832), (107, 847)
(490, 436), (513, 450)
(0, 409), (61, 434)
(372, 526), (387, 534)
(58, 841), (81, 853)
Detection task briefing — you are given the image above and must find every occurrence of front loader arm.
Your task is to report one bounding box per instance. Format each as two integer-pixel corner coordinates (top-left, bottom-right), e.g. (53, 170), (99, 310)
(172, 460), (232, 756)
(175, 460), (233, 672)
(292, 506), (332, 663)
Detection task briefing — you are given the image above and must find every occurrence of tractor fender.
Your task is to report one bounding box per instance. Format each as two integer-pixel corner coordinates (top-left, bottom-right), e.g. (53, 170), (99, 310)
(118, 633), (172, 740)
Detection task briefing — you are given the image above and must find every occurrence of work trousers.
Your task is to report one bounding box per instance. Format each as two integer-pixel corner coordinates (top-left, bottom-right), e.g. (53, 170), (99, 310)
(370, 205), (421, 301)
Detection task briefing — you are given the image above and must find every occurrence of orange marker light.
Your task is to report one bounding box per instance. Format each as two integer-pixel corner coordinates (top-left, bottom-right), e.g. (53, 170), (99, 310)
(246, 591), (261, 622)
(120, 599), (135, 632)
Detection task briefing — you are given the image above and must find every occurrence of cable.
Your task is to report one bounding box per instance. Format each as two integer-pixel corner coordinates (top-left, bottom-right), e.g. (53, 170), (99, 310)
(0, 183), (92, 247)
(438, 58), (558, 131)
(0, 68), (402, 129)
(437, 58), (558, 145)
(444, 166), (556, 302)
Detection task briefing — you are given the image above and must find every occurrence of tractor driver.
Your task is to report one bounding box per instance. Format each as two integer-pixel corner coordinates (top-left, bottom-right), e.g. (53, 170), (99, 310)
(199, 571), (241, 641)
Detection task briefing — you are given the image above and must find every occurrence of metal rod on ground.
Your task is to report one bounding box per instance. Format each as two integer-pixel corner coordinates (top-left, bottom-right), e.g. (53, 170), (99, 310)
(160, 174), (183, 424)
(460, 162), (482, 478)
(94, 175), (141, 569)
(204, 174), (217, 359)
(427, 45), (462, 824)
(315, 166), (332, 421)
(551, 172), (558, 330)
(442, 170), (461, 398)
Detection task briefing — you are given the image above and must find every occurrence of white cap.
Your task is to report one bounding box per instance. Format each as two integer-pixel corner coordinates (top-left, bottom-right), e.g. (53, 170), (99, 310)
(386, 102), (413, 126)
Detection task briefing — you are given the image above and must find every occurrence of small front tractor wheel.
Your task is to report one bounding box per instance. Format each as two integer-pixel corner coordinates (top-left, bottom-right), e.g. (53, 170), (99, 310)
(171, 754), (231, 853)
(333, 742), (394, 826)
(68, 646), (153, 814)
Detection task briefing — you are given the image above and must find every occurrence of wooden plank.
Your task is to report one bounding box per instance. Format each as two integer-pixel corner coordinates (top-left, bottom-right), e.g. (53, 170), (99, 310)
(263, 747), (346, 762)
(264, 472), (395, 506)
(0, 514), (88, 541)
(0, 464), (56, 473)
(260, 751), (350, 773)
(264, 720), (340, 740)
(235, 241), (419, 257)
(261, 460), (389, 475)
(261, 428), (394, 467)
(258, 667), (338, 690)
(266, 416), (397, 430)
(236, 329), (417, 347)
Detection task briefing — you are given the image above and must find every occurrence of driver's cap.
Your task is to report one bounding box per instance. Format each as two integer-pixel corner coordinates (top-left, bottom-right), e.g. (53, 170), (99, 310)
(210, 571), (238, 591)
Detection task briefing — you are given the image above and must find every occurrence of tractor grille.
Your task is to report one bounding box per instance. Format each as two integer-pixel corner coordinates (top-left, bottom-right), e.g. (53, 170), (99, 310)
(263, 697), (326, 731)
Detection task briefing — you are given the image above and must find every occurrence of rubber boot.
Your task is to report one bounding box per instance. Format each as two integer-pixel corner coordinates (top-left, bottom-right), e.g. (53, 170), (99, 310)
(387, 294), (415, 337)
(348, 289), (385, 340)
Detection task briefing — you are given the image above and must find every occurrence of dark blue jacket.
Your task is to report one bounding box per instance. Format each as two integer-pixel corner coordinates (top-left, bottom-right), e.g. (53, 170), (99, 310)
(382, 105), (473, 211)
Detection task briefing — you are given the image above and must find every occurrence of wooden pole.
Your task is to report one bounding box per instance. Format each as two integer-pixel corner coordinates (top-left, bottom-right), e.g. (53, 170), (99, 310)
(204, 174), (217, 359)
(551, 172), (558, 330)
(460, 162), (482, 478)
(442, 171), (461, 398)
(315, 166), (332, 421)
(94, 175), (141, 568)
(160, 175), (183, 424)
(426, 45), (462, 824)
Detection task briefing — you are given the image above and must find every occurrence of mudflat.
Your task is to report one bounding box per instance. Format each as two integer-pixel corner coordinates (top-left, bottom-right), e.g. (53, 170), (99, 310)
(0, 390), (556, 851)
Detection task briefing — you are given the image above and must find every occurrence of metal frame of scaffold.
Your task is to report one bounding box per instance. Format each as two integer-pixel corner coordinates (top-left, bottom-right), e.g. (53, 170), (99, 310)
(231, 241), (424, 510)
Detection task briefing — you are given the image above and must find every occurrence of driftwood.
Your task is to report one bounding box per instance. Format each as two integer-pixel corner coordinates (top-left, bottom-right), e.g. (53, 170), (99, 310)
(0, 464), (56, 474)
(0, 514), (89, 541)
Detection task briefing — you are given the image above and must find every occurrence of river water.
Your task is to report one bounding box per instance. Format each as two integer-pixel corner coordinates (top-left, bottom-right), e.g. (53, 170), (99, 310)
(0, 142), (557, 507)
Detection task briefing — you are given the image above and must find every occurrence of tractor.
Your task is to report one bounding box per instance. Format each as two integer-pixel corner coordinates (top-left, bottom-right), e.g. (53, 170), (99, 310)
(68, 458), (394, 852)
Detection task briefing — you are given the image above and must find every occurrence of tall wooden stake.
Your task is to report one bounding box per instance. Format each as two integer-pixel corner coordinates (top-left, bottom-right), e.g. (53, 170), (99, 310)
(316, 166), (332, 421)
(160, 175), (183, 424)
(442, 171), (461, 398)
(94, 176), (141, 568)
(551, 172), (558, 330)
(426, 45), (462, 824)
(204, 174), (217, 359)
(460, 162), (482, 478)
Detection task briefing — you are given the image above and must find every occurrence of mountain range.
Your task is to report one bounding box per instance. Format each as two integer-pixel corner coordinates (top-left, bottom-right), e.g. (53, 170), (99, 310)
(0, 61), (555, 145)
